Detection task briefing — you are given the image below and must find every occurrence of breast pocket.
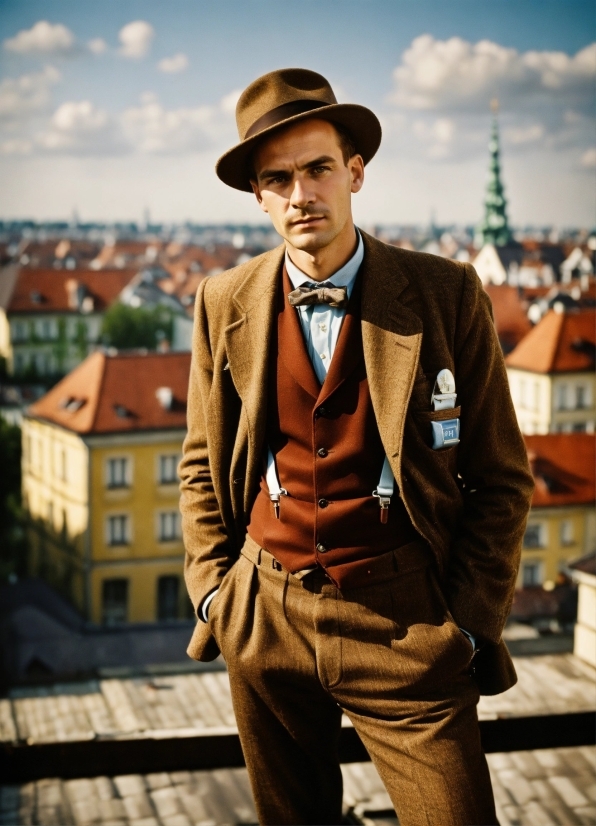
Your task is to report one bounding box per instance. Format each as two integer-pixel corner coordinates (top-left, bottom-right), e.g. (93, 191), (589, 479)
(415, 406), (461, 450)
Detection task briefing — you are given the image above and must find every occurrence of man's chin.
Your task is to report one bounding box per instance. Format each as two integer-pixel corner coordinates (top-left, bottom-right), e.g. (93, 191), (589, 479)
(285, 227), (333, 252)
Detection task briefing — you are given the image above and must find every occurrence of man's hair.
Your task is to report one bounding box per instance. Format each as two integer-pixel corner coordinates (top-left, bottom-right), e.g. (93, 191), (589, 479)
(332, 122), (357, 165)
(249, 119), (358, 183)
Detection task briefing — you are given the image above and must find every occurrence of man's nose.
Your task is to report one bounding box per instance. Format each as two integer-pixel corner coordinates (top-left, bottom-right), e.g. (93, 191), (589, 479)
(289, 177), (315, 208)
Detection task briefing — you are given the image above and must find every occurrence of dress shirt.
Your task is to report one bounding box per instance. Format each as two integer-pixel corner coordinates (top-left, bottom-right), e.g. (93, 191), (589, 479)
(285, 230), (364, 384)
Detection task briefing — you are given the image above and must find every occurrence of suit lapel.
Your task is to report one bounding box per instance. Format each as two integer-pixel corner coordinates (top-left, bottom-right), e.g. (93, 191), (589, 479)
(224, 245), (284, 505)
(360, 232), (423, 475)
(279, 266), (321, 400)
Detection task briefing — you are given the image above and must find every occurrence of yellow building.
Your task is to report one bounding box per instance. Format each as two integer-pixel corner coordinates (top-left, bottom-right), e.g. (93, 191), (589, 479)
(520, 434), (596, 589)
(22, 350), (191, 624)
(506, 307), (595, 435)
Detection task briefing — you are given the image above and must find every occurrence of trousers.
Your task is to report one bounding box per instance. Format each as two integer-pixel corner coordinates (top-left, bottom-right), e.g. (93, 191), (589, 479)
(207, 535), (497, 826)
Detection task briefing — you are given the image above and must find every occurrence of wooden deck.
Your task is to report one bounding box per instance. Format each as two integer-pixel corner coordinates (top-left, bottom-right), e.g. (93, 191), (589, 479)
(1, 654), (594, 746)
(0, 653), (594, 825)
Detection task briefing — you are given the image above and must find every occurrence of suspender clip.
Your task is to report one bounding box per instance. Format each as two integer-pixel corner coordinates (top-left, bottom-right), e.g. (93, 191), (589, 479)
(373, 490), (391, 523)
(270, 489), (288, 519)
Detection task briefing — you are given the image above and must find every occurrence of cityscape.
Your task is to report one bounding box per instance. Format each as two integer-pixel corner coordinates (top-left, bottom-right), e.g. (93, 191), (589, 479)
(0, 2), (594, 825)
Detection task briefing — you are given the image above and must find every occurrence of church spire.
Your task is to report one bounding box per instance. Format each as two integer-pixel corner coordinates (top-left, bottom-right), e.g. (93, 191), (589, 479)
(475, 99), (512, 247)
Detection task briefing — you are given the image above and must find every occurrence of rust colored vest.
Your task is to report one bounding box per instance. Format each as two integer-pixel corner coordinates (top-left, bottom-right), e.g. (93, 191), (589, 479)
(247, 266), (418, 588)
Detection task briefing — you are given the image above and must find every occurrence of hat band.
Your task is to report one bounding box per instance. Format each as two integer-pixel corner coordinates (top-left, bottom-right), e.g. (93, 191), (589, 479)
(244, 99), (329, 140)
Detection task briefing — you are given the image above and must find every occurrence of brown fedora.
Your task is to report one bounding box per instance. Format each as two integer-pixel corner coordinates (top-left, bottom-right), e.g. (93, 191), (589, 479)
(215, 68), (382, 192)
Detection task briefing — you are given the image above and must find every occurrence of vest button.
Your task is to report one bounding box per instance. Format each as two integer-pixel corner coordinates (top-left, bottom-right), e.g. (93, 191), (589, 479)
(317, 448), (328, 458)
(316, 542), (328, 553)
(318, 498), (329, 508)
(316, 406), (329, 418)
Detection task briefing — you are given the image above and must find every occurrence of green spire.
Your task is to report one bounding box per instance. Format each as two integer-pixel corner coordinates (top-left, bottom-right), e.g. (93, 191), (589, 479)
(476, 99), (512, 247)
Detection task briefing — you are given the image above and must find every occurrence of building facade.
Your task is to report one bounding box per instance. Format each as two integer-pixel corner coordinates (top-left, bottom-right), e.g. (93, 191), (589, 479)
(506, 308), (595, 434)
(22, 351), (191, 625)
(520, 434), (596, 590)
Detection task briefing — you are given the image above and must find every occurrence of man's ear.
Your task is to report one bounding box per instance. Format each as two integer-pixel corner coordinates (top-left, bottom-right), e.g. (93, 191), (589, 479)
(250, 180), (269, 214)
(349, 154), (365, 194)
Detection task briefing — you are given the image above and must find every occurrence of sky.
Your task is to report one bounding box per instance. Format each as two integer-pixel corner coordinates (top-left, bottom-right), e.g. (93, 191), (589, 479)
(0, 0), (594, 227)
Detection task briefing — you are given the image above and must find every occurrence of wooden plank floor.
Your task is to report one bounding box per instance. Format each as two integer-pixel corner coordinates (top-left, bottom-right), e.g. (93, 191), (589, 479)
(2, 654), (594, 746)
(1, 747), (594, 825)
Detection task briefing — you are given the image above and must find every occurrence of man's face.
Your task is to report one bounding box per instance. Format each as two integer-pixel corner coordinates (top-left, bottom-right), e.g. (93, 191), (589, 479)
(250, 119), (364, 253)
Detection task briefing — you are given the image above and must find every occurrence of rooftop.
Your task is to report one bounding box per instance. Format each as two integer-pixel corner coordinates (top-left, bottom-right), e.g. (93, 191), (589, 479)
(27, 351), (189, 435)
(4, 268), (137, 314)
(525, 433), (595, 508)
(484, 284), (532, 353)
(505, 308), (595, 373)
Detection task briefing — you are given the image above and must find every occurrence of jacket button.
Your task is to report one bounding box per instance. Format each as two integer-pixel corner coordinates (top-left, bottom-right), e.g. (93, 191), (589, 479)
(318, 498), (329, 508)
(316, 542), (328, 553)
(317, 448), (328, 458)
(316, 406), (329, 418)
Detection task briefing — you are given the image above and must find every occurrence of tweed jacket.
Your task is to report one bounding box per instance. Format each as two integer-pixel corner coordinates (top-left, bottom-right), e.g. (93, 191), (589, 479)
(179, 231), (534, 695)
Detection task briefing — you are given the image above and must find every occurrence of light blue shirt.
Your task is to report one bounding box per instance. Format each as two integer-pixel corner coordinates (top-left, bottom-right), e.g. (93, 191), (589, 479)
(285, 230), (363, 384)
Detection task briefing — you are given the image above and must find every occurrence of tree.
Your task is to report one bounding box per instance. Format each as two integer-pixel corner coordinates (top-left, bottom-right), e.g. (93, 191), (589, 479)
(0, 418), (27, 582)
(101, 304), (174, 350)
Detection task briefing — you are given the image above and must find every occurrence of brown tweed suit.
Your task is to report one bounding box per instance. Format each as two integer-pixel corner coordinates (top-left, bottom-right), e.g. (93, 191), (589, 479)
(179, 231), (534, 824)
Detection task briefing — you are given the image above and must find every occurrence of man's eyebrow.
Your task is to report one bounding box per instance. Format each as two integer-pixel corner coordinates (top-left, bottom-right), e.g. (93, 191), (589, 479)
(257, 155), (337, 181)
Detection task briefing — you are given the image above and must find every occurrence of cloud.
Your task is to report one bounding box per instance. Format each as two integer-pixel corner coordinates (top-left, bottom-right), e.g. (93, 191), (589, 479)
(36, 100), (124, 154)
(581, 148), (596, 168)
(119, 21), (154, 59)
(88, 38), (107, 55)
(0, 138), (33, 155)
(0, 66), (61, 122)
(390, 36), (596, 113)
(157, 53), (189, 73)
(503, 124), (545, 145)
(122, 100), (216, 153)
(4, 20), (76, 56)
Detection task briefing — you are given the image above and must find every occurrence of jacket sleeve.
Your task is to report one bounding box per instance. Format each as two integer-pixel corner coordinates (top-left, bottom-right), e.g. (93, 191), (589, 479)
(446, 263), (534, 645)
(178, 278), (235, 620)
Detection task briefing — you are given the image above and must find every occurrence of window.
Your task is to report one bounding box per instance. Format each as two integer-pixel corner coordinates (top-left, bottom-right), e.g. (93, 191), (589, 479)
(159, 454), (179, 484)
(159, 511), (180, 542)
(556, 384), (567, 411)
(523, 523), (545, 549)
(14, 353), (27, 374)
(107, 457), (129, 488)
(60, 449), (67, 482)
(522, 561), (543, 588)
(41, 319), (52, 340)
(533, 382), (540, 412)
(572, 422), (587, 433)
(576, 386), (587, 409)
(560, 520), (574, 546)
(102, 579), (128, 625)
(107, 514), (129, 546)
(157, 576), (180, 621)
(519, 379), (527, 409)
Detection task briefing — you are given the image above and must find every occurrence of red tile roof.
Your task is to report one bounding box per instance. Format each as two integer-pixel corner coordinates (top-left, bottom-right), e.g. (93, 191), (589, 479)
(484, 284), (532, 353)
(7, 269), (137, 314)
(28, 351), (190, 434)
(505, 308), (595, 373)
(525, 433), (595, 508)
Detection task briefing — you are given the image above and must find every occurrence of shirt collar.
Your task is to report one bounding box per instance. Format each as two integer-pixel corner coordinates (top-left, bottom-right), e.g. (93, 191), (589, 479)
(285, 229), (363, 298)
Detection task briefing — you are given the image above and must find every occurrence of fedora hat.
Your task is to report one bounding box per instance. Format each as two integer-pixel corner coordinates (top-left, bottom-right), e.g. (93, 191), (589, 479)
(215, 68), (382, 192)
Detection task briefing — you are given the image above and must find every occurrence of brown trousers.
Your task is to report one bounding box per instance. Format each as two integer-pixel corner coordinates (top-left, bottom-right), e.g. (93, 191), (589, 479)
(207, 536), (497, 826)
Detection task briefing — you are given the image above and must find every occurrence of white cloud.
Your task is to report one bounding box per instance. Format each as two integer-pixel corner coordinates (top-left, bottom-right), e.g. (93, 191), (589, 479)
(390, 36), (596, 113)
(119, 21), (154, 59)
(121, 91), (235, 154)
(88, 38), (107, 55)
(0, 66), (61, 122)
(4, 21), (76, 56)
(36, 100), (123, 154)
(157, 53), (189, 73)
(581, 148), (596, 168)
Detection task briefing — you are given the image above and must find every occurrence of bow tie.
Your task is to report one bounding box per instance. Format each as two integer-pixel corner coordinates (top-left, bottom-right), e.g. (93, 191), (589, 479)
(287, 282), (348, 309)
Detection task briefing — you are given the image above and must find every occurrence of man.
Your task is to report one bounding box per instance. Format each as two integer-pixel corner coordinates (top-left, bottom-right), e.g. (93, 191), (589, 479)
(179, 68), (534, 826)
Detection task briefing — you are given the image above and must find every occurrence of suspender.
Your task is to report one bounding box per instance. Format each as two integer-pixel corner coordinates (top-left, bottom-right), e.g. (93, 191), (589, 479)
(266, 447), (393, 522)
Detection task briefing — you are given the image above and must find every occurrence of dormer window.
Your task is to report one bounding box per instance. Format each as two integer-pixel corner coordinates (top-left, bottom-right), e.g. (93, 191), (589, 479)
(30, 290), (42, 304)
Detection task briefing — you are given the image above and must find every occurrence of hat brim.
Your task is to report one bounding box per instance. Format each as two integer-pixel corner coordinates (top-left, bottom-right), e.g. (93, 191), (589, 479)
(215, 103), (382, 192)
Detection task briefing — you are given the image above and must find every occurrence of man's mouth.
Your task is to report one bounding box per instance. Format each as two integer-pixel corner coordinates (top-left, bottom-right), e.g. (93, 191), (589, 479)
(290, 216), (325, 227)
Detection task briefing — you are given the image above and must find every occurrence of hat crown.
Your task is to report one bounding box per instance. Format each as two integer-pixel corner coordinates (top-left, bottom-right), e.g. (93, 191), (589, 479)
(236, 68), (337, 140)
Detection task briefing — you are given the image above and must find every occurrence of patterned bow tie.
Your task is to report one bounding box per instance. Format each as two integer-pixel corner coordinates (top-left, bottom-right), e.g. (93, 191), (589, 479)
(287, 282), (348, 309)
